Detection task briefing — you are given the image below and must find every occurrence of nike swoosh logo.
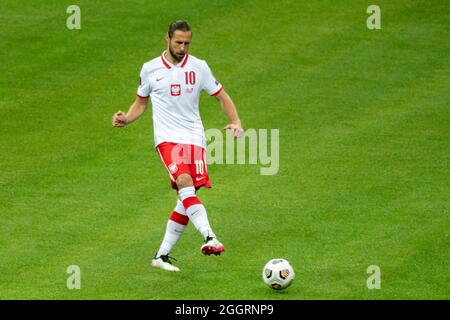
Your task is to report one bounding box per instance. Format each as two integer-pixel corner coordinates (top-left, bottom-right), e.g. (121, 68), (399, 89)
(196, 177), (205, 181)
(156, 77), (164, 82)
(190, 209), (200, 216)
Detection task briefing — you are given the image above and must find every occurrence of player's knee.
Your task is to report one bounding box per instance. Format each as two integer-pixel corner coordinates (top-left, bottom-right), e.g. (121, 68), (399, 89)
(176, 173), (193, 189)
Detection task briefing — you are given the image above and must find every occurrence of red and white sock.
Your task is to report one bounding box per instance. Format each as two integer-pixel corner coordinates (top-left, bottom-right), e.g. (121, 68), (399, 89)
(178, 186), (216, 240)
(156, 200), (188, 257)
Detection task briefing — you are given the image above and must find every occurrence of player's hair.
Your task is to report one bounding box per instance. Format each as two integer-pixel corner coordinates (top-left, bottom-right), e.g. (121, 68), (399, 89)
(167, 20), (192, 38)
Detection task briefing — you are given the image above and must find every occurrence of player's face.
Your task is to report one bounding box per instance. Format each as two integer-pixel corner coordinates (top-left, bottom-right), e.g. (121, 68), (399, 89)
(166, 30), (192, 62)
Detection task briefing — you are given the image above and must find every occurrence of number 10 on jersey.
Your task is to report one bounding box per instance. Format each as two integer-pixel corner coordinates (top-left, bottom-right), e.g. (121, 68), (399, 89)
(185, 71), (196, 85)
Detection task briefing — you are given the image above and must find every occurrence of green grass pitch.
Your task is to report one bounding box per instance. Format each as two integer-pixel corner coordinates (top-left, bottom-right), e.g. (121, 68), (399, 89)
(0, 0), (448, 299)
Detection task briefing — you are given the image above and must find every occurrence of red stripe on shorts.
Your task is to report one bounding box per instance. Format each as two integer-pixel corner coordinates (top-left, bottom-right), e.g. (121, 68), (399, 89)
(182, 196), (202, 210)
(169, 211), (189, 225)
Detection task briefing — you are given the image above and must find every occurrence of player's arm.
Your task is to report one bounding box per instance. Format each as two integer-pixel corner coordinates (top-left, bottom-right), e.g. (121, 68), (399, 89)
(112, 96), (149, 127)
(214, 89), (244, 137)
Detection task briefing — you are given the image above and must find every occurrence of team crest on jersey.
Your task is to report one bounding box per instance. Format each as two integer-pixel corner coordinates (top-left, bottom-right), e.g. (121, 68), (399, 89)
(170, 84), (181, 96)
(168, 162), (178, 174)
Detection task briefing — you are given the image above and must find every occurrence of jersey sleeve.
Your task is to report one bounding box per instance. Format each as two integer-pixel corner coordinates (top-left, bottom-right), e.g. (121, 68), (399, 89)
(136, 64), (152, 98)
(201, 62), (223, 96)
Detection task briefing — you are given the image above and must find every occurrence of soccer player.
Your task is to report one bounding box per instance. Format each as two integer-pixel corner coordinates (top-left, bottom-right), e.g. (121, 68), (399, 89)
(112, 20), (243, 272)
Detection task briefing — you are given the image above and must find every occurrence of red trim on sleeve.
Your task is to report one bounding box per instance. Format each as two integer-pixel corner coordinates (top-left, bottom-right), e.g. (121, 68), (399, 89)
(161, 55), (172, 69)
(136, 92), (149, 99)
(169, 211), (189, 225)
(182, 196), (202, 210)
(211, 86), (224, 96)
(180, 53), (189, 68)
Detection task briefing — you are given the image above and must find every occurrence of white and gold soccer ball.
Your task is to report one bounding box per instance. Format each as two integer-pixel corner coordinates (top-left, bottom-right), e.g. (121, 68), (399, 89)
(262, 258), (295, 290)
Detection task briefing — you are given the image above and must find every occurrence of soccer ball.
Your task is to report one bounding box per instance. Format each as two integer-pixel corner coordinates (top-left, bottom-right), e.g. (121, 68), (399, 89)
(262, 258), (295, 290)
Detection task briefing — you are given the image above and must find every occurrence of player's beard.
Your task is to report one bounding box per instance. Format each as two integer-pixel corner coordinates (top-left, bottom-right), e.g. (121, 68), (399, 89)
(169, 46), (184, 62)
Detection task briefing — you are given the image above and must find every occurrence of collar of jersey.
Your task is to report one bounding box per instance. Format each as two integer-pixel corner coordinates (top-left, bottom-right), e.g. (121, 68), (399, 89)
(161, 51), (189, 69)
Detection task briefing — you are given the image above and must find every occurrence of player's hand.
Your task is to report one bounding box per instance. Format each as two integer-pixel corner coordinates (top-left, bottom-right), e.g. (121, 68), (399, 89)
(223, 123), (244, 138)
(112, 111), (128, 127)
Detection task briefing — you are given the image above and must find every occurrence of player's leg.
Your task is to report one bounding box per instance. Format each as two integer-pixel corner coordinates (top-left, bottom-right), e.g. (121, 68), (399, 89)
(151, 199), (187, 272)
(155, 142), (223, 256)
(176, 173), (224, 255)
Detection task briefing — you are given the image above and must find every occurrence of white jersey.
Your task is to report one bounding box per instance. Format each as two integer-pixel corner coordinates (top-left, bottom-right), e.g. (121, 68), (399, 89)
(137, 51), (223, 148)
